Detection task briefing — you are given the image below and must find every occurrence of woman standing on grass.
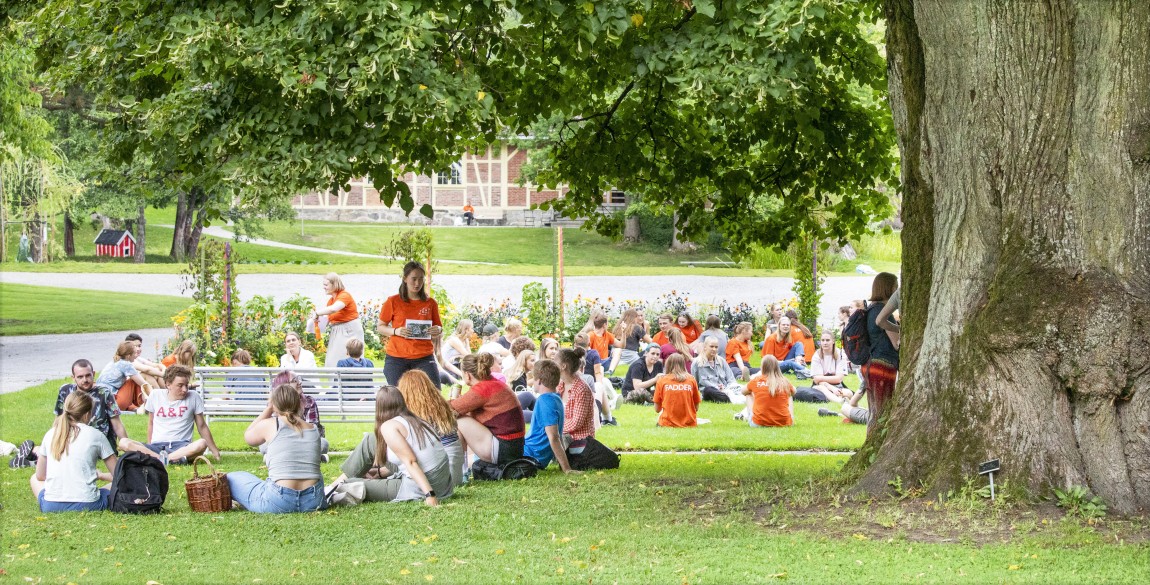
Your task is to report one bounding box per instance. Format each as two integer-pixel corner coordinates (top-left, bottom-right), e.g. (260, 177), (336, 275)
(29, 392), (118, 512)
(397, 370), (465, 489)
(279, 331), (318, 370)
(743, 356), (795, 427)
(228, 384), (326, 513)
(99, 340), (153, 413)
(864, 272), (900, 435)
(653, 353), (701, 428)
(313, 272), (365, 367)
(378, 261), (443, 386)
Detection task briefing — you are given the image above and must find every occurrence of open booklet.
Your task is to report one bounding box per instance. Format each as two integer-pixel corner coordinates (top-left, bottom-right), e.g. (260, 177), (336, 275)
(405, 319), (433, 340)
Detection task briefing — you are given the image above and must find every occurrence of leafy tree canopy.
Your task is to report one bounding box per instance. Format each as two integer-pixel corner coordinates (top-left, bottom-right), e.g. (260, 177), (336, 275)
(21, 0), (896, 255)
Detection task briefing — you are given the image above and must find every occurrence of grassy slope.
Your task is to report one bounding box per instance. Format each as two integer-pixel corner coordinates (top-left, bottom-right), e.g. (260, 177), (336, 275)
(0, 283), (189, 336)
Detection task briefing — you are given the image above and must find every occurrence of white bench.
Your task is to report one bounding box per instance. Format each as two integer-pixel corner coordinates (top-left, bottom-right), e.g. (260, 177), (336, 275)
(194, 367), (387, 424)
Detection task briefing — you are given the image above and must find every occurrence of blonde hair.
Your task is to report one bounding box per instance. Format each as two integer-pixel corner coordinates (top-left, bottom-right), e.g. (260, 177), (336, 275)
(50, 391), (96, 460)
(172, 340), (197, 368)
(755, 356), (793, 397)
(231, 348), (252, 366)
(397, 370), (457, 437)
(773, 318), (794, 344)
(346, 338), (365, 359)
(663, 353), (690, 382)
(505, 350), (537, 387)
(270, 384), (306, 433)
(733, 321), (753, 337)
(453, 319), (474, 337)
(613, 308), (640, 340)
(324, 272), (346, 292)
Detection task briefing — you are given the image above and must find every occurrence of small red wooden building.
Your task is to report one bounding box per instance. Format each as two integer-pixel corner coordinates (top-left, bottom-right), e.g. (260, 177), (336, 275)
(94, 229), (137, 258)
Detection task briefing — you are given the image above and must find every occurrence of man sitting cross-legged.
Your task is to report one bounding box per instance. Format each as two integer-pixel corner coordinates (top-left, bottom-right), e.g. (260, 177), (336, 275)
(123, 365), (221, 464)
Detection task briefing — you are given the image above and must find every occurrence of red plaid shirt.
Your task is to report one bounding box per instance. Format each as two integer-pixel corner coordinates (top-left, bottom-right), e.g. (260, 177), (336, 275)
(560, 378), (596, 440)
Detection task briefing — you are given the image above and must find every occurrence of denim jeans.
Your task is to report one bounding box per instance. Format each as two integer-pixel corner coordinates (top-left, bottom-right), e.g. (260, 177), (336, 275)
(227, 472), (326, 513)
(779, 344), (811, 378)
(383, 354), (441, 387)
(38, 488), (110, 513)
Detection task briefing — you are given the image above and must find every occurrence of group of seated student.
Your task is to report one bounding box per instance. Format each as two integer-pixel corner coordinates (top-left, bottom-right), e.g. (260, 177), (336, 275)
(572, 333), (620, 426)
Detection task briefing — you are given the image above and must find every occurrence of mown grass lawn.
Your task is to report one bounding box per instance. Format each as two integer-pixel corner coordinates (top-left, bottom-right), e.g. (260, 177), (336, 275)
(0, 283), (190, 336)
(2, 379), (1146, 583)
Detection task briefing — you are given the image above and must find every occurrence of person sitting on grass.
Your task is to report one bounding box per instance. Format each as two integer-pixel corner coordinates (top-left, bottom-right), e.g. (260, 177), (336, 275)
(269, 370), (329, 460)
(700, 314), (729, 359)
(692, 336), (743, 403)
(477, 323), (510, 359)
(802, 331), (852, 403)
(675, 312), (704, 350)
(573, 333), (619, 426)
(450, 353), (526, 466)
(825, 389), (869, 425)
(98, 340), (154, 413)
(760, 317), (812, 379)
(124, 365), (221, 465)
(556, 348), (598, 455)
(651, 313), (674, 346)
(162, 339), (197, 372)
(54, 359), (141, 456)
(522, 359), (578, 473)
(654, 354), (702, 427)
(725, 322), (759, 381)
(502, 336), (537, 383)
(225, 349), (264, 399)
(613, 308), (649, 368)
(397, 370), (465, 489)
(329, 385), (453, 506)
(588, 313), (623, 374)
(660, 328), (695, 371)
(743, 356), (796, 427)
(126, 333), (166, 389)
(227, 384), (326, 513)
(441, 319), (474, 383)
(623, 345), (664, 404)
(785, 310), (816, 364)
(30, 392), (118, 513)
(497, 318), (524, 350)
(506, 349), (538, 422)
(280, 331), (318, 370)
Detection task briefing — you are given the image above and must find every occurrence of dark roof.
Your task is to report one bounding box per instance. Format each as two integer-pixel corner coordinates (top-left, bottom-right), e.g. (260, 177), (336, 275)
(94, 229), (134, 245)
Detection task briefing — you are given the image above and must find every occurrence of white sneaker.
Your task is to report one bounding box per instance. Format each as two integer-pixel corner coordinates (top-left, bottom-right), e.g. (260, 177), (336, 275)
(733, 411), (746, 421)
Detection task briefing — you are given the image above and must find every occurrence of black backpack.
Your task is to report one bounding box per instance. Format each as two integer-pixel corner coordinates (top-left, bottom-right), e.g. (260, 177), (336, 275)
(567, 438), (620, 471)
(842, 302), (871, 366)
(109, 451), (169, 514)
(470, 458), (539, 481)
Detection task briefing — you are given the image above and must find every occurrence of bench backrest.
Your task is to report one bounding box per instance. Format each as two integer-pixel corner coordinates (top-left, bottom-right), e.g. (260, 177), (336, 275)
(194, 367), (387, 423)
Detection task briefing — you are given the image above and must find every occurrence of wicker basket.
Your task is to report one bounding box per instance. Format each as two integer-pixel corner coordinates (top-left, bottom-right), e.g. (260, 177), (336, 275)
(185, 456), (232, 512)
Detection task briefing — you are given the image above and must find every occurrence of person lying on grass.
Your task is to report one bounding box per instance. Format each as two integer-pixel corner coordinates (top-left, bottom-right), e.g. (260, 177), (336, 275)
(450, 352), (526, 466)
(227, 384), (326, 513)
(329, 385), (452, 506)
(121, 365), (220, 465)
(397, 370), (465, 490)
(521, 359), (578, 473)
(654, 353), (702, 428)
(743, 356), (796, 427)
(30, 391), (118, 513)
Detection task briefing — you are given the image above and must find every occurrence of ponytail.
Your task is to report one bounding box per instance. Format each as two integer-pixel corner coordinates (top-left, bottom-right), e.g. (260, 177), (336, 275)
(460, 352), (495, 381)
(270, 384), (306, 434)
(51, 392), (95, 460)
(557, 347), (585, 376)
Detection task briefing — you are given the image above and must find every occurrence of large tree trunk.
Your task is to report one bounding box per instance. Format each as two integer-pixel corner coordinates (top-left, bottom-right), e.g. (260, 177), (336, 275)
(669, 211), (695, 252)
(63, 211), (75, 257)
(134, 204), (146, 263)
(851, 0), (1150, 515)
(170, 190), (188, 260)
(622, 193), (641, 243)
(170, 187), (207, 260)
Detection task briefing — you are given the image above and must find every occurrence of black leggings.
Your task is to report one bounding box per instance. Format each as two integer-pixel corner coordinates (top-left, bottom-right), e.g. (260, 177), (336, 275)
(383, 354), (440, 387)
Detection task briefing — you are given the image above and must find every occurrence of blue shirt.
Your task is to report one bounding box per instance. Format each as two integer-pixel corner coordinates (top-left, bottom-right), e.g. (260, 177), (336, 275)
(523, 392), (565, 468)
(336, 357), (375, 368)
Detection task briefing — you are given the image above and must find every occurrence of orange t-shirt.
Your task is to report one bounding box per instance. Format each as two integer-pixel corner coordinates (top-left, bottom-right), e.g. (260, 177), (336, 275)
(725, 337), (751, 365)
(654, 376), (701, 427)
(327, 290), (359, 324)
(588, 330), (616, 362)
(161, 354), (176, 368)
(747, 376), (794, 427)
(676, 323), (702, 345)
(463, 205), (475, 213)
(761, 334), (795, 361)
(379, 294), (441, 359)
(792, 327), (815, 362)
(652, 330), (670, 346)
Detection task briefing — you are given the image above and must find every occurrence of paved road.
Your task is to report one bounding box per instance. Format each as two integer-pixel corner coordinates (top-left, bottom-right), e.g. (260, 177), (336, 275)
(1, 272), (877, 393)
(0, 328), (175, 394)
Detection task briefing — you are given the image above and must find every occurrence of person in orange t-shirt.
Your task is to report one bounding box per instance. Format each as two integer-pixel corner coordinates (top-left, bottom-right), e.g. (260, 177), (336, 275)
(760, 317), (812, 379)
(587, 313), (622, 373)
(313, 272), (366, 367)
(785, 310), (816, 364)
(378, 262), (443, 386)
(725, 321), (759, 381)
(651, 313), (674, 346)
(743, 356), (795, 427)
(674, 313), (703, 347)
(462, 201), (475, 226)
(654, 354), (701, 427)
